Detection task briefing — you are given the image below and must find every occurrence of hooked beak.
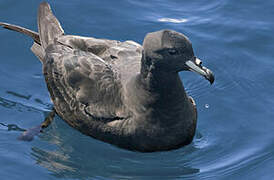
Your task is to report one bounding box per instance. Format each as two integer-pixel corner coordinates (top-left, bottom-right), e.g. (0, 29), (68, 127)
(185, 57), (215, 84)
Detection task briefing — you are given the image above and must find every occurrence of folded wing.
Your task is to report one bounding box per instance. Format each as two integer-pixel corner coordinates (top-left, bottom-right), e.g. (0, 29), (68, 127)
(44, 43), (127, 126)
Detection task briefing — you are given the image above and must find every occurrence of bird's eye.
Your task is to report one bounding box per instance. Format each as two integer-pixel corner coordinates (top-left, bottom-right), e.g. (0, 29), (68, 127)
(167, 49), (178, 55)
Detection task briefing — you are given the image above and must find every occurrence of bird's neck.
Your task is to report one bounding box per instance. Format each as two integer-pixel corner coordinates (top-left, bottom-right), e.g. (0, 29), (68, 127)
(139, 69), (189, 106)
(128, 66), (193, 127)
(139, 55), (189, 104)
(141, 70), (184, 95)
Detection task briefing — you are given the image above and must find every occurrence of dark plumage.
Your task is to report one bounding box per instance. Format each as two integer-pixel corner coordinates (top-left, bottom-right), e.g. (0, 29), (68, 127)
(0, 2), (214, 152)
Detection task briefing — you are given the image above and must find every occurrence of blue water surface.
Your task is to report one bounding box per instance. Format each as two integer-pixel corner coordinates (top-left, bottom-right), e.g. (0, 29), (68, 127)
(0, 0), (274, 179)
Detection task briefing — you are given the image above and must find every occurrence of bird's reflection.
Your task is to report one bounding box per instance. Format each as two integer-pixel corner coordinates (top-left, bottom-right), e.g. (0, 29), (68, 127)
(29, 116), (200, 179)
(0, 93), (201, 179)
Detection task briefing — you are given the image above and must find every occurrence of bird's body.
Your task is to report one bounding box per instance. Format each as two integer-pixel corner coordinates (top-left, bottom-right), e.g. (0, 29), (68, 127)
(43, 34), (196, 152)
(0, 2), (214, 152)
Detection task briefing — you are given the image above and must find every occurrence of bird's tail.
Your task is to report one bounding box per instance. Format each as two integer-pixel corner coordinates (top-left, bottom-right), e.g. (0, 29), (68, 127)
(0, 2), (64, 63)
(0, 22), (40, 44)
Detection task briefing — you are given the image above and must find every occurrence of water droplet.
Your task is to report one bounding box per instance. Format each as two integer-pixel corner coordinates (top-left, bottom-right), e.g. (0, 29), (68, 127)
(205, 104), (209, 109)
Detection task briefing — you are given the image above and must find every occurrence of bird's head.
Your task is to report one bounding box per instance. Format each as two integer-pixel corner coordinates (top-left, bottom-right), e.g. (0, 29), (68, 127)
(142, 30), (214, 84)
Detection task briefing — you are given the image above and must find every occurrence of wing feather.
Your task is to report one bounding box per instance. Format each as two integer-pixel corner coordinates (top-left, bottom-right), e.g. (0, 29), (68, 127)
(43, 43), (125, 125)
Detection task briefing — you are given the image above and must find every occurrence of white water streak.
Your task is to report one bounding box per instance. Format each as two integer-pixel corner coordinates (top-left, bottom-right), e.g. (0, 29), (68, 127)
(158, 18), (188, 23)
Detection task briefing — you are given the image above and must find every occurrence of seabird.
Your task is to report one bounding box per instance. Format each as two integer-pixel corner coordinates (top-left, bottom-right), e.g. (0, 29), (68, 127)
(0, 2), (214, 152)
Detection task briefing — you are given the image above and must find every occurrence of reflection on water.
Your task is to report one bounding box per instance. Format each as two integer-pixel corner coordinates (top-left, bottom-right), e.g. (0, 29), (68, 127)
(31, 116), (273, 180)
(6, 91), (31, 100)
(0, 122), (25, 132)
(0, 92), (51, 113)
(30, 117), (200, 179)
(158, 18), (188, 24)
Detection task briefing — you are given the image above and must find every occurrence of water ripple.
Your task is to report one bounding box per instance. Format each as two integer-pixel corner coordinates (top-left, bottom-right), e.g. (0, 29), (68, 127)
(0, 92), (52, 113)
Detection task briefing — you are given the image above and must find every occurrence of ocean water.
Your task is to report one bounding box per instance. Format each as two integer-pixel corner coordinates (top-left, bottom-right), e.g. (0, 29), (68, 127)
(0, 0), (274, 179)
